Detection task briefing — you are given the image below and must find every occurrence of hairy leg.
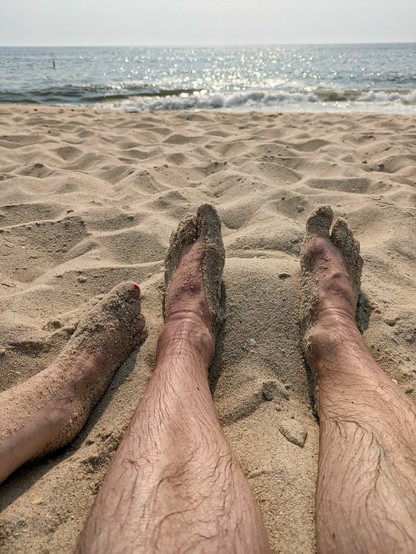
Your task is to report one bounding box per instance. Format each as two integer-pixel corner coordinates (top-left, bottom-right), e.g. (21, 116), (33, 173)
(77, 205), (270, 554)
(0, 282), (146, 484)
(301, 206), (416, 554)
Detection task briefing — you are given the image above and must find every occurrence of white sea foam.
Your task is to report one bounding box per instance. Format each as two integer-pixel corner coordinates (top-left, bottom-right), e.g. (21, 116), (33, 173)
(107, 87), (416, 114)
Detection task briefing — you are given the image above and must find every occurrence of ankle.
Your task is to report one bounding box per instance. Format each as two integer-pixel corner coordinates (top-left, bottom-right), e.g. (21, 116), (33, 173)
(317, 306), (358, 329)
(305, 310), (363, 368)
(158, 314), (214, 366)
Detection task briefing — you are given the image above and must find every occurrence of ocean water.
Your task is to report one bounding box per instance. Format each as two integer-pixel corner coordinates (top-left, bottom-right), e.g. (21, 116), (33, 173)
(0, 44), (415, 114)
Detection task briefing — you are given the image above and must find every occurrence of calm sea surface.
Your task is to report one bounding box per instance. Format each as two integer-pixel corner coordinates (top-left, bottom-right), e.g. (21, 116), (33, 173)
(1, 44), (415, 114)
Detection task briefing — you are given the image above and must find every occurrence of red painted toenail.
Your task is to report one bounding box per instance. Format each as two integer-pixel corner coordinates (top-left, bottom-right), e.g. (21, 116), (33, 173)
(132, 283), (140, 293)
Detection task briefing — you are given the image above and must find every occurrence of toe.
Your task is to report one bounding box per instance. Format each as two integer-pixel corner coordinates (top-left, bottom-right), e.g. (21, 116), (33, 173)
(196, 203), (224, 259)
(305, 205), (334, 238)
(330, 218), (363, 270)
(330, 218), (350, 250)
(165, 214), (198, 293)
(113, 281), (142, 300)
(330, 218), (364, 302)
(172, 215), (198, 245)
(196, 203), (222, 237)
(196, 204), (225, 336)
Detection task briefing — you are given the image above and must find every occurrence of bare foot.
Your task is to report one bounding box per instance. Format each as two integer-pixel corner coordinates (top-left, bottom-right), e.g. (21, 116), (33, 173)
(300, 206), (363, 406)
(0, 281), (147, 483)
(301, 208), (416, 554)
(162, 203), (225, 364)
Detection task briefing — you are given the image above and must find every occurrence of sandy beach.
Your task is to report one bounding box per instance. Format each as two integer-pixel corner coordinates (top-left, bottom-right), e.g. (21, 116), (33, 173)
(0, 105), (415, 553)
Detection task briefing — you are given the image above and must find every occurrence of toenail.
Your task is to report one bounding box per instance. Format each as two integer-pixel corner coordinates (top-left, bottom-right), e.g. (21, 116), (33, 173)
(132, 283), (141, 294)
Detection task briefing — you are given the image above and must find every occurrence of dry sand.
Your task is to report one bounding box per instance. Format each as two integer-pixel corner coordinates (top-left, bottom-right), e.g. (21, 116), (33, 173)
(0, 106), (415, 553)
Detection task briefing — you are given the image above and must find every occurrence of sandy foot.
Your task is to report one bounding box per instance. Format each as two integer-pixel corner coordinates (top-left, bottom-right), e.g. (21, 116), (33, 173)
(0, 281), (147, 483)
(300, 205), (363, 405)
(164, 203), (225, 342)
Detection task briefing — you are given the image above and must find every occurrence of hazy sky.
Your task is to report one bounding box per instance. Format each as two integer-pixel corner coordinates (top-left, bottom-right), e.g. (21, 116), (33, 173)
(1, 0), (415, 46)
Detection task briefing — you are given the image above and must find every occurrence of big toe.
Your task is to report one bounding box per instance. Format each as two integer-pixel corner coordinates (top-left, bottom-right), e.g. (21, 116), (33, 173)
(113, 281), (141, 301)
(305, 205), (334, 238)
(196, 203), (224, 256)
(197, 203), (222, 236)
(330, 217), (359, 255)
(330, 218), (363, 298)
(164, 214), (198, 289)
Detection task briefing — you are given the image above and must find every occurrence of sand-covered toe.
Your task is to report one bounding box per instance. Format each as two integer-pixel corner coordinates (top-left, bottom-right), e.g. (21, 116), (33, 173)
(330, 217), (364, 301)
(304, 204), (334, 238)
(300, 205), (334, 338)
(164, 203), (225, 340)
(164, 214), (198, 298)
(61, 281), (147, 363)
